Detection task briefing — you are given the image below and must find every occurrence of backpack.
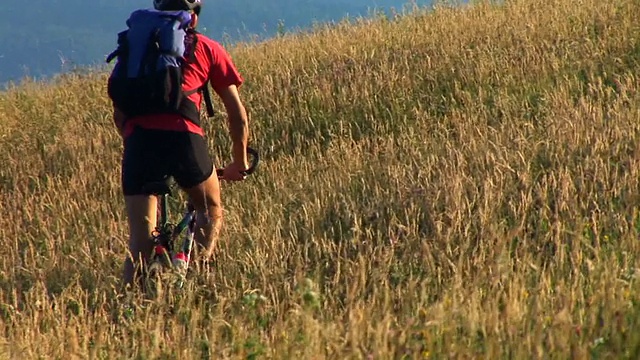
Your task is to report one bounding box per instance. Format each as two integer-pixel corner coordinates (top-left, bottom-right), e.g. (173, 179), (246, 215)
(106, 8), (214, 125)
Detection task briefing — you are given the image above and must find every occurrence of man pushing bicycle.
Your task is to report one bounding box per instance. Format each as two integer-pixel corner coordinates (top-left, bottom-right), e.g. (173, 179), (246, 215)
(106, 0), (251, 290)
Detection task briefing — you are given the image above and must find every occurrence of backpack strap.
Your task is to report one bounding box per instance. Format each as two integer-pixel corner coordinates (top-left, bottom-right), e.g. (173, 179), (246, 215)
(184, 29), (215, 118)
(184, 82), (215, 118)
(106, 30), (129, 64)
(201, 82), (215, 117)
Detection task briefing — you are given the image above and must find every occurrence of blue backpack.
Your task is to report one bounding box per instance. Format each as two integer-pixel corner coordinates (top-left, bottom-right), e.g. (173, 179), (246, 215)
(106, 9), (214, 125)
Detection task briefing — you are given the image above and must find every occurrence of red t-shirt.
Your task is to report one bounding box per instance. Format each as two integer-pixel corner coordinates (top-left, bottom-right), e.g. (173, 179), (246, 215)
(122, 34), (244, 138)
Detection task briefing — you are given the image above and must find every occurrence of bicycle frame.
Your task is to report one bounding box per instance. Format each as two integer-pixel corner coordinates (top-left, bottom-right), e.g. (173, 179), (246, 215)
(150, 188), (197, 268)
(144, 147), (260, 290)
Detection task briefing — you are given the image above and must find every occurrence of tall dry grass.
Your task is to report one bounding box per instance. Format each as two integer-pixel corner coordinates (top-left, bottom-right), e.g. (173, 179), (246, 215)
(1, 0), (640, 358)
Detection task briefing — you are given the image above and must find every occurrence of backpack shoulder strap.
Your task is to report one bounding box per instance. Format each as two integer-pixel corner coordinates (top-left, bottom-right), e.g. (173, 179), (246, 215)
(185, 28), (199, 62)
(184, 29), (215, 118)
(184, 82), (214, 118)
(201, 82), (215, 117)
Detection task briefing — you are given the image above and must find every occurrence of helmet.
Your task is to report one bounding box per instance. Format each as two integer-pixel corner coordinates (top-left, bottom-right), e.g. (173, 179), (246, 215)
(153, 0), (202, 15)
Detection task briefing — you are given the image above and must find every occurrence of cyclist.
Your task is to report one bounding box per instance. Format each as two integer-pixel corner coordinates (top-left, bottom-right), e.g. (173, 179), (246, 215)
(111, 0), (250, 289)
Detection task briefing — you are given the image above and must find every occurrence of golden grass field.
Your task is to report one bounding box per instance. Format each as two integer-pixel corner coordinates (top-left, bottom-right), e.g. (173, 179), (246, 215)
(1, 0), (640, 358)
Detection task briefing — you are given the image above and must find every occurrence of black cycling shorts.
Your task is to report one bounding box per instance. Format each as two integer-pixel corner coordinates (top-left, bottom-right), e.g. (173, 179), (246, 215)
(121, 127), (214, 196)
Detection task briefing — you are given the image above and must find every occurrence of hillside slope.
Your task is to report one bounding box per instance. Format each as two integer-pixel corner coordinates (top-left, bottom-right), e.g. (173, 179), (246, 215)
(1, 0), (640, 358)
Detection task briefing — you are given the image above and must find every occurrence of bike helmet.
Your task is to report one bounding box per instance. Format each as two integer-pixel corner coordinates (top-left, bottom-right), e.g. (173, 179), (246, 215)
(153, 0), (202, 15)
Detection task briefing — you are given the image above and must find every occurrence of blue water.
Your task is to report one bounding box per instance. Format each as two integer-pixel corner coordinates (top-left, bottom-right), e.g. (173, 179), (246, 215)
(0, 1), (445, 86)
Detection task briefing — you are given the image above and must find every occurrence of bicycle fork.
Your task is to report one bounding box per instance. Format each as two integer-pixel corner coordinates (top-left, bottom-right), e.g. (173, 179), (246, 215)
(148, 197), (198, 289)
(171, 206), (197, 288)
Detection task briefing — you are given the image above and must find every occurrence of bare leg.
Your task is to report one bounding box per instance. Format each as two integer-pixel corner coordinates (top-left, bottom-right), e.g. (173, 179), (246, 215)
(183, 171), (223, 262)
(122, 195), (158, 289)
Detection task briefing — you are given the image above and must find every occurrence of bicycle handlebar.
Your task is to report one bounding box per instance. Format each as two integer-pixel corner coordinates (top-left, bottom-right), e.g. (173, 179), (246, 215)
(215, 146), (260, 179)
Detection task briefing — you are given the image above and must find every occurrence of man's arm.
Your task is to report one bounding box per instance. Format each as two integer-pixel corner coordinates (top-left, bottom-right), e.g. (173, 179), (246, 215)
(215, 84), (249, 169)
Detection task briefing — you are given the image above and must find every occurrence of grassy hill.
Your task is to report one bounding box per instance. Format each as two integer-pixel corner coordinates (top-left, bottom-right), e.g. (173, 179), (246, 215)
(1, 0), (640, 358)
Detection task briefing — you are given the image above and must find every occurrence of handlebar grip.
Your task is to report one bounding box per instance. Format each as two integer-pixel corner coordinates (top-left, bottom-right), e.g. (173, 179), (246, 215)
(244, 147), (260, 175)
(216, 146), (260, 178)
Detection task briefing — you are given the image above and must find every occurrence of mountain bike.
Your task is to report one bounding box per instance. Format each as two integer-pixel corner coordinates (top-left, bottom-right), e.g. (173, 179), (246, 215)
(141, 147), (260, 294)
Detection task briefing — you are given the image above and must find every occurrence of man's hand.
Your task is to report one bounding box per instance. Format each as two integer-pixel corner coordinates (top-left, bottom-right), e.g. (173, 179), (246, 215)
(222, 160), (248, 181)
